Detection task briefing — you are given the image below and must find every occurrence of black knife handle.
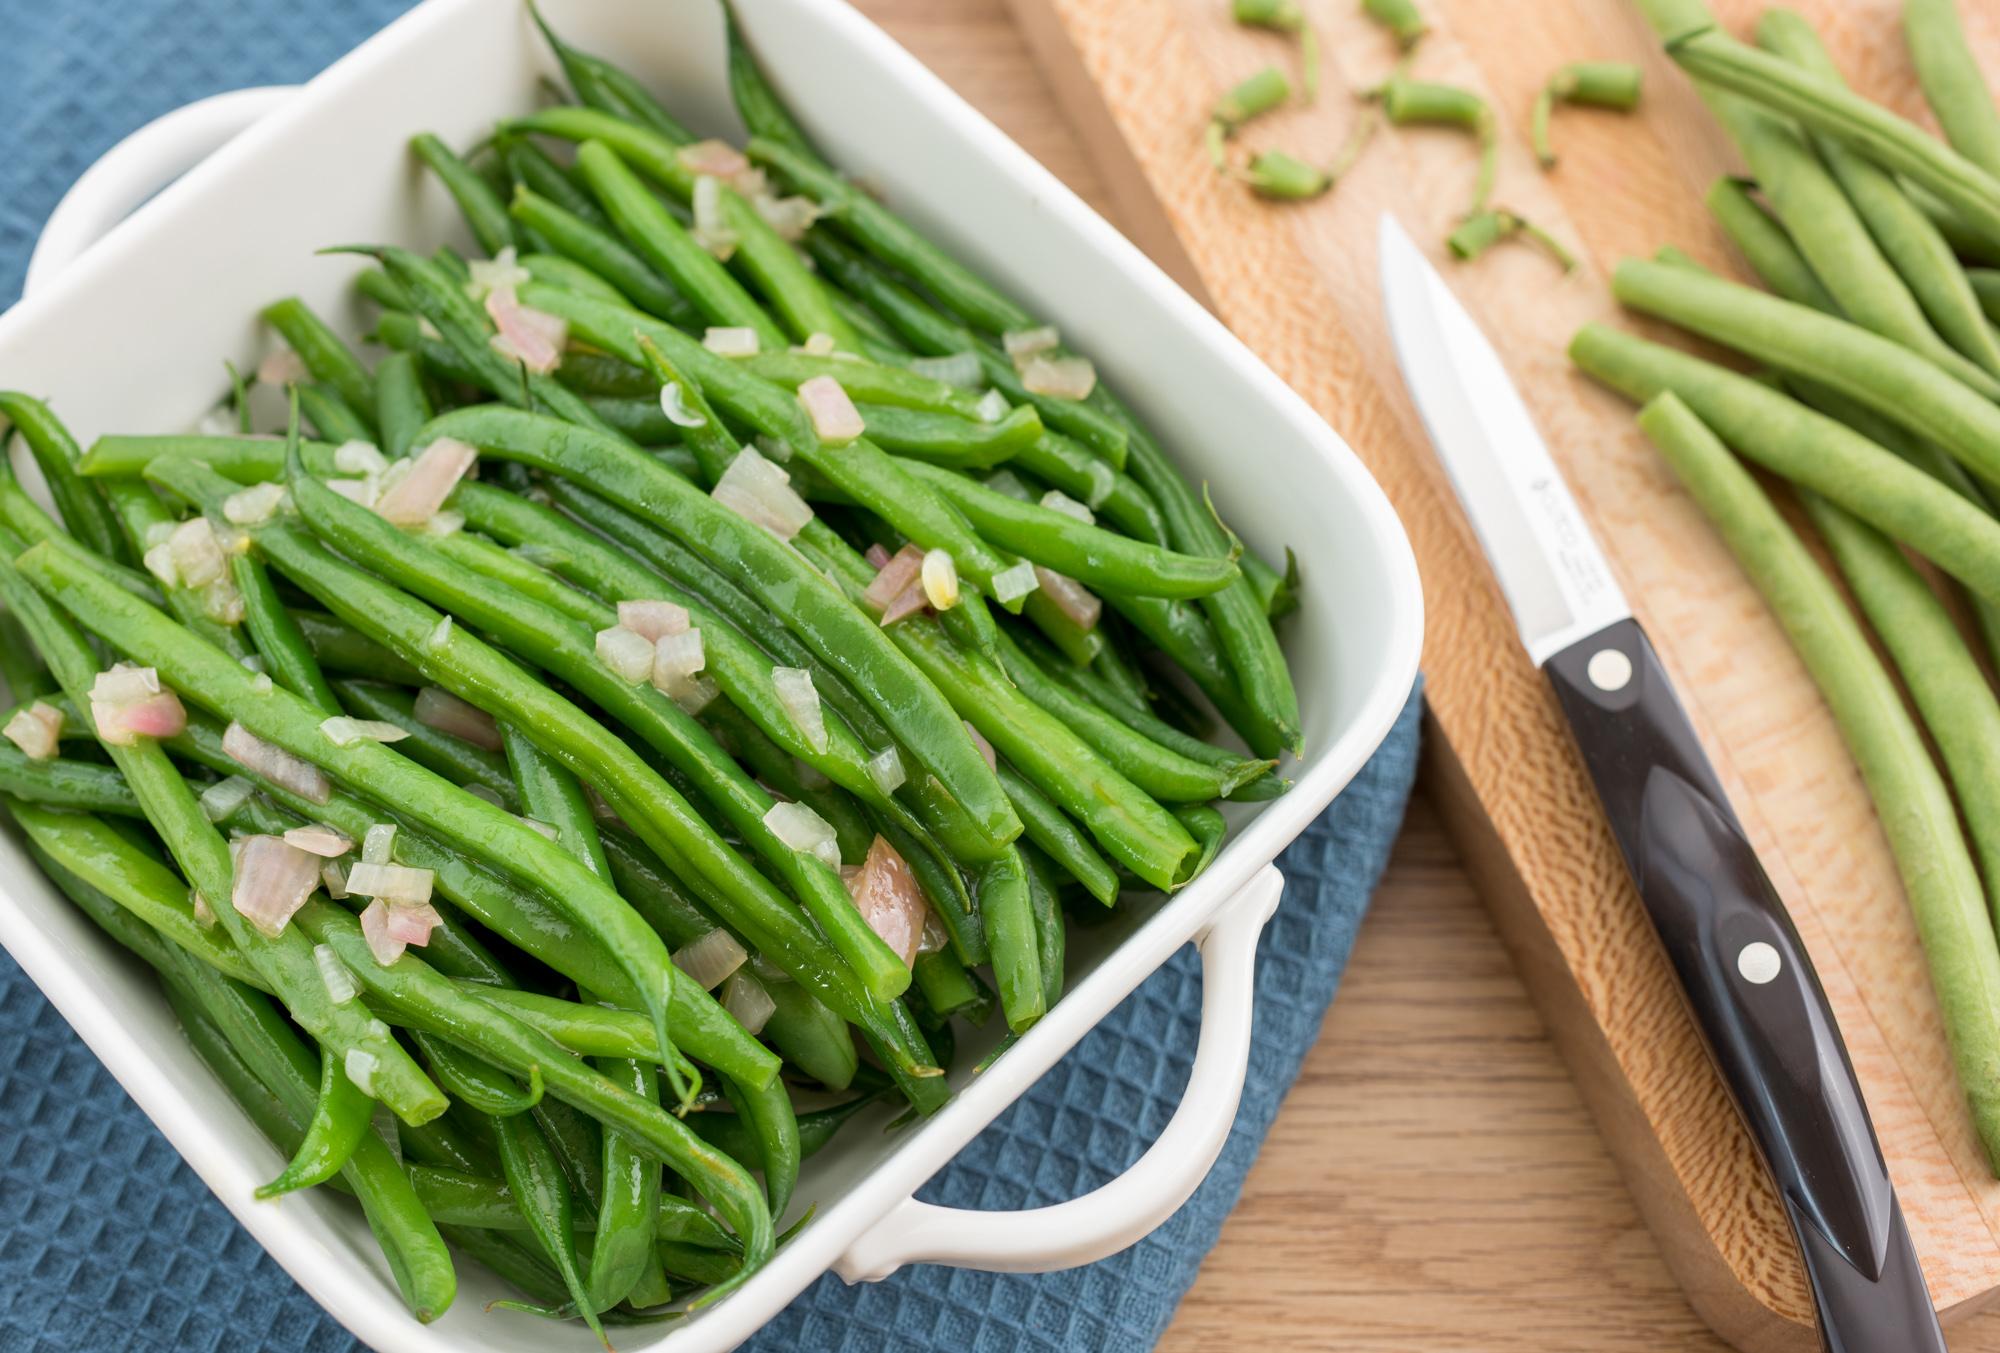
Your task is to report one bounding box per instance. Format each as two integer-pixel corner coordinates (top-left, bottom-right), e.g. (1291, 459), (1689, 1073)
(1544, 618), (1944, 1353)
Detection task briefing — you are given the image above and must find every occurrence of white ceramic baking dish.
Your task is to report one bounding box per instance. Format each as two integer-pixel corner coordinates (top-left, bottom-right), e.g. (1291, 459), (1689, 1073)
(0, 1), (1422, 1348)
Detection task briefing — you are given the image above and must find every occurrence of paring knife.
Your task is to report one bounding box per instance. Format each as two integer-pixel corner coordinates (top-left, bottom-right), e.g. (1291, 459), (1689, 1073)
(1376, 214), (1945, 1353)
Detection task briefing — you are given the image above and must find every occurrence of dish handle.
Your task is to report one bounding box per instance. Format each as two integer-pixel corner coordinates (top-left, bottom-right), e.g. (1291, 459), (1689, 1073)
(833, 862), (1283, 1281)
(24, 86), (298, 298)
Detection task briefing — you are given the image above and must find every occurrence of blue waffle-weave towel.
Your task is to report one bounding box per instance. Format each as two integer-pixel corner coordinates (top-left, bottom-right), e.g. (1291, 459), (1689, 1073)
(0, 4), (1425, 1347)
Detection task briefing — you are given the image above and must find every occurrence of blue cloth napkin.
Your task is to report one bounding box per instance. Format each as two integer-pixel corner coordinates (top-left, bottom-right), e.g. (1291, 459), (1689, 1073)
(0, 4), (1426, 1347)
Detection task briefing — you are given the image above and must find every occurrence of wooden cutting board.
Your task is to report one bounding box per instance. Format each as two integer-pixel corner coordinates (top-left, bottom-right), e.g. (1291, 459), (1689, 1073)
(997, 0), (2000, 1347)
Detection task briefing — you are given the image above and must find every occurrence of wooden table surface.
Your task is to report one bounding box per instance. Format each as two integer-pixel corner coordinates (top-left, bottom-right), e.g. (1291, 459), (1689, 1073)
(842, 0), (2000, 1347)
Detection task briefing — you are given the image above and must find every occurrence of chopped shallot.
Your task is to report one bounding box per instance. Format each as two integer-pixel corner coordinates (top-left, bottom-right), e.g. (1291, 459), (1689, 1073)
(320, 716), (411, 747)
(90, 665), (187, 746)
(618, 600), (690, 641)
(363, 823), (397, 865)
(991, 560), (1039, 604)
(198, 776), (255, 823)
(920, 549), (959, 611)
(315, 944), (360, 1003)
(797, 375), (864, 444)
(908, 353), (983, 389)
(230, 834), (321, 938)
(843, 835), (930, 966)
(345, 860), (435, 906)
(659, 382), (707, 428)
(771, 667), (827, 753)
(862, 544), (927, 626)
(865, 746), (906, 795)
(652, 629), (706, 694)
(1040, 490), (1095, 524)
(1020, 354), (1097, 400)
(468, 246), (532, 299)
(974, 388), (1010, 423)
(168, 517), (226, 587)
(3, 701), (63, 760)
(674, 928), (748, 991)
(414, 686), (502, 750)
(1002, 326), (1060, 362)
(486, 287), (568, 373)
(334, 440), (390, 476)
(223, 482), (288, 526)
(703, 326), (761, 358)
(763, 800), (841, 871)
(258, 348), (309, 386)
(360, 899), (406, 966)
(677, 139), (751, 180)
(692, 176), (738, 259)
(753, 194), (822, 241)
(375, 437), (477, 527)
(712, 446), (813, 540)
(721, 971), (776, 1035)
(1034, 566), (1103, 630)
(596, 626), (656, 683)
(223, 721), (331, 802)
(283, 823), (352, 857)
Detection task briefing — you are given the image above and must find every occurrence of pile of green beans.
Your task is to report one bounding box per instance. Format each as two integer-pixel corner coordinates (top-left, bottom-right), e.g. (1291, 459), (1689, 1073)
(0, 4), (1302, 1333)
(1583, 0), (2000, 1170)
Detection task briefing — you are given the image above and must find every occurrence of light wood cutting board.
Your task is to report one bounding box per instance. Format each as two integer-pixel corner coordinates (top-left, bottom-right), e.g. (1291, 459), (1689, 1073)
(996, 0), (2000, 1347)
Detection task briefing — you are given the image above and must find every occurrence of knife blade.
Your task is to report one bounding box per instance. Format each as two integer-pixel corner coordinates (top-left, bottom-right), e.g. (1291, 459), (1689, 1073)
(1377, 213), (1944, 1353)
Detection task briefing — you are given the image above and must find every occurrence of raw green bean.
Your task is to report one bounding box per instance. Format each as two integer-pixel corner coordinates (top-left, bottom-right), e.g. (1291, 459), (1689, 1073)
(411, 132), (520, 257)
(1531, 62), (1642, 168)
(1756, 11), (2000, 380)
(0, 392), (128, 563)
(1906, 0), (2000, 180)
(1705, 177), (1837, 312)
(1446, 210), (1575, 270)
(1233, 0), (1320, 102)
(1377, 76), (1495, 217)
(1570, 322), (2000, 606)
(1664, 22), (2000, 242)
(1362, 0), (1427, 49)
(1611, 258), (2000, 493)
(1806, 493), (2000, 919)
(260, 297), (377, 430)
(1635, 391), (2000, 1169)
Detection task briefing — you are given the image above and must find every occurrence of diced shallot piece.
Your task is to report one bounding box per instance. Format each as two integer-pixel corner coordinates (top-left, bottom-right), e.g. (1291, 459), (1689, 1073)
(1002, 325), (1061, 362)
(360, 899), (407, 966)
(413, 686), (503, 751)
(652, 630), (706, 696)
(862, 544), (925, 620)
(486, 287), (569, 373)
(258, 348), (309, 386)
(763, 800), (841, 870)
(3, 701), (63, 760)
(659, 382), (707, 428)
(752, 194), (822, 241)
(771, 667), (827, 753)
(920, 549), (959, 611)
(1020, 354), (1097, 400)
(712, 446), (813, 541)
(468, 246), (532, 299)
(283, 824), (352, 857)
(1033, 567), (1103, 630)
(908, 352), (983, 389)
(345, 860), (435, 906)
(229, 834), (321, 938)
(375, 437), (478, 527)
(362, 823), (397, 865)
(720, 971), (776, 1035)
(864, 543), (892, 570)
(596, 626), (656, 683)
(223, 720), (331, 802)
(1039, 490), (1095, 524)
(990, 560), (1039, 604)
(198, 776), (255, 823)
(677, 139), (750, 180)
(319, 716), (411, 747)
(673, 928), (748, 991)
(865, 746), (906, 795)
(223, 481), (288, 525)
(167, 517), (226, 587)
(617, 600), (690, 641)
(384, 900), (444, 947)
(843, 835), (930, 966)
(797, 375), (864, 445)
(90, 664), (187, 746)
(315, 944), (360, 1003)
(333, 440), (390, 476)
(703, 326), (762, 358)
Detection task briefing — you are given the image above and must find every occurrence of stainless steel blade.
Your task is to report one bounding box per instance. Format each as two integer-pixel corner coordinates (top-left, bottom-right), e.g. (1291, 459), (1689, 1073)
(1377, 214), (1629, 665)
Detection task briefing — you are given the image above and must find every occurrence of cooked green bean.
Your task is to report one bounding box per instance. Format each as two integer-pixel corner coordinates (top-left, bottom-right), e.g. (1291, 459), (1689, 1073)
(257, 1049), (375, 1198)
(1634, 391), (2000, 1168)
(0, 392), (128, 564)
(0, 745), (141, 816)
(328, 680), (516, 803)
(509, 184), (700, 330)
(260, 297), (376, 431)
(996, 763), (1118, 905)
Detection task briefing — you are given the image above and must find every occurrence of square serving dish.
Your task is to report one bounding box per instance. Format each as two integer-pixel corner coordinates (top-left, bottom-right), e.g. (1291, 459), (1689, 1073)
(0, 1), (1422, 1347)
